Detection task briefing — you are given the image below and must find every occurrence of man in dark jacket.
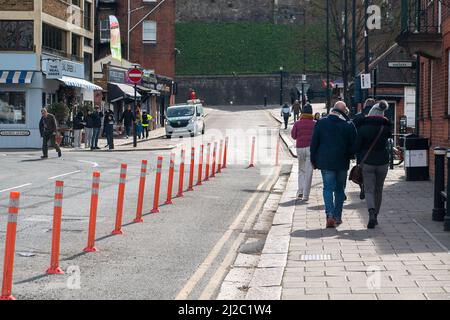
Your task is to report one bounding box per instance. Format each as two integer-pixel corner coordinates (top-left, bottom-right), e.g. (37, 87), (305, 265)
(352, 98), (376, 200)
(120, 105), (135, 138)
(90, 106), (103, 150)
(72, 111), (84, 149)
(310, 101), (356, 228)
(84, 110), (94, 149)
(39, 108), (62, 159)
(104, 112), (115, 150)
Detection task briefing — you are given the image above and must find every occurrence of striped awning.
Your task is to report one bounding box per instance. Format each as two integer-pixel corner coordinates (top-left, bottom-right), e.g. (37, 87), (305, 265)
(59, 76), (102, 91)
(0, 71), (34, 84)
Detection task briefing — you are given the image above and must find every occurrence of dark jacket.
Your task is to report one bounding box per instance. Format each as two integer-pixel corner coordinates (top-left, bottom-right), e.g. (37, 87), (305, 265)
(104, 113), (115, 135)
(85, 114), (94, 128)
(310, 114), (356, 171)
(39, 113), (58, 137)
(73, 113), (84, 130)
(92, 111), (103, 129)
(120, 109), (135, 127)
(355, 116), (392, 166)
(352, 106), (372, 128)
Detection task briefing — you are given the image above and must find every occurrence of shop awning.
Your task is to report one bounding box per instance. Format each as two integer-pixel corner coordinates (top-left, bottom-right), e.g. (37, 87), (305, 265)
(136, 85), (160, 95)
(107, 82), (142, 103)
(59, 76), (102, 91)
(0, 71), (34, 84)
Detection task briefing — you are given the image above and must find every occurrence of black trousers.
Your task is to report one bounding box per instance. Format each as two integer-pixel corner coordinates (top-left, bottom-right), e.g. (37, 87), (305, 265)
(106, 132), (114, 149)
(143, 126), (150, 138)
(42, 132), (61, 157)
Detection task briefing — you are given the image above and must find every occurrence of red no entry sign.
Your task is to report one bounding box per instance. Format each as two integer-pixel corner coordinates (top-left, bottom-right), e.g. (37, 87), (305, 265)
(127, 68), (143, 84)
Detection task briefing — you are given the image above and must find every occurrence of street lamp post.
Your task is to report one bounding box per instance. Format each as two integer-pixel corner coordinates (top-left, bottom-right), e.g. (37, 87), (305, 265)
(326, 0), (331, 113)
(279, 66), (284, 106)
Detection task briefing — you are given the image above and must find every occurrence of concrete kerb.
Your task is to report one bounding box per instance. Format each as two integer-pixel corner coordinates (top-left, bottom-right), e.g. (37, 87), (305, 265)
(268, 111), (297, 158)
(243, 164), (298, 300)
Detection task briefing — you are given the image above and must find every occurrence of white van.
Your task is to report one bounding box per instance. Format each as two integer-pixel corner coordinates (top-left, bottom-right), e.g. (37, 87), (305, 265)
(165, 100), (206, 138)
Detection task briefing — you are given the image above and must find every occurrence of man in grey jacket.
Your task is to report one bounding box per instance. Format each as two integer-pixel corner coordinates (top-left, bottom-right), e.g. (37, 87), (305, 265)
(39, 108), (62, 159)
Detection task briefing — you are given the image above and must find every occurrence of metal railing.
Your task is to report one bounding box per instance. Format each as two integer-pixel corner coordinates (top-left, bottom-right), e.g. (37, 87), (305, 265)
(401, 0), (442, 34)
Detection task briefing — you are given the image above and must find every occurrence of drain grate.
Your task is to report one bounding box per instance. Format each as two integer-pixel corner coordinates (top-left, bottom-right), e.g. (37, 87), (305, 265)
(300, 254), (332, 261)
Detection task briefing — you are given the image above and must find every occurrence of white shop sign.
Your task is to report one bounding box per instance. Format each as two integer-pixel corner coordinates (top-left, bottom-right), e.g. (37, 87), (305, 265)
(42, 56), (84, 79)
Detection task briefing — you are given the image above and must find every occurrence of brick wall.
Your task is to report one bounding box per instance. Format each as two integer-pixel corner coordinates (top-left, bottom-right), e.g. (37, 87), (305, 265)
(0, 0), (33, 11)
(419, 6), (450, 180)
(43, 0), (70, 21)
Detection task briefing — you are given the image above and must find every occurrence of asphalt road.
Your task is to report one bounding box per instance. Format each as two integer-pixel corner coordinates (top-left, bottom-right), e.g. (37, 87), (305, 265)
(0, 105), (286, 300)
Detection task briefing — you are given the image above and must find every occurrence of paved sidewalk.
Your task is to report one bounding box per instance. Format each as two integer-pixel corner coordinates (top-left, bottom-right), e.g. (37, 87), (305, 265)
(250, 112), (450, 300)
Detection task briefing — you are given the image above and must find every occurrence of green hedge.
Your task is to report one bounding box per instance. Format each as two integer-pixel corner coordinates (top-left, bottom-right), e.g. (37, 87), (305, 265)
(176, 22), (326, 75)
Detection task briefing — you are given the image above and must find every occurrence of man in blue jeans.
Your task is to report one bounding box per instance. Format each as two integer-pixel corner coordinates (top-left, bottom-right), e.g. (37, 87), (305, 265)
(310, 101), (356, 228)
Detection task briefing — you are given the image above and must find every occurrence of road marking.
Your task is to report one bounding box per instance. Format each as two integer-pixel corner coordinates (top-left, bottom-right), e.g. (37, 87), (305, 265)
(78, 160), (99, 168)
(412, 219), (450, 254)
(198, 168), (281, 300)
(175, 167), (279, 300)
(48, 170), (81, 180)
(0, 183), (32, 194)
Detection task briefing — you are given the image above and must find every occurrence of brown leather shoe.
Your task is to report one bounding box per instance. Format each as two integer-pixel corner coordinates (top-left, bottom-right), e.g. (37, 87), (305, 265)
(335, 219), (343, 226)
(326, 218), (336, 228)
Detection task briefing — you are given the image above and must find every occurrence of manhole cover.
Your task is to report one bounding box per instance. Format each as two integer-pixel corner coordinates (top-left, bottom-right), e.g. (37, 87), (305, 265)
(300, 254), (332, 261)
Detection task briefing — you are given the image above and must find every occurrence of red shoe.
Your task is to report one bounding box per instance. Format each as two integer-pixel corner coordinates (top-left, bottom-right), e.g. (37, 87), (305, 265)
(326, 217), (336, 228)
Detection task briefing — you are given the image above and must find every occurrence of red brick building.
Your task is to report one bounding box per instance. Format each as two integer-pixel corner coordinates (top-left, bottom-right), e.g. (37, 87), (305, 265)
(396, 0), (449, 178)
(94, 0), (176, 127)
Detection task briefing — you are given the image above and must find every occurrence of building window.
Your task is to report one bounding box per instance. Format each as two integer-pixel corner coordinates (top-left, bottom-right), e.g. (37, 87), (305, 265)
(84, 1), (92, 31)
(42, 23), (67, 55)
(143, 21), (157, 43)
(84, 52), (92, 81)
(72, 34), (81, 58)
(72, 0), (80, 7)
(0, 20), (34, 51)
(0, 92), (26, 125)
(99, 19), (110, 43)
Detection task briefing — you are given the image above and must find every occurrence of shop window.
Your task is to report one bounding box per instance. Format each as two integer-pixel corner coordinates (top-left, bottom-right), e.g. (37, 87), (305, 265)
(0, 92), (26, 125)
(0, 20), (34, 51)
(143, 21), (157, 44)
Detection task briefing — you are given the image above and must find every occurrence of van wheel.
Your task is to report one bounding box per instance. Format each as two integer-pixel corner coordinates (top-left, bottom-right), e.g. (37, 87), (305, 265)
(190, 133), (195, 138)
(166, 135), (172, 139)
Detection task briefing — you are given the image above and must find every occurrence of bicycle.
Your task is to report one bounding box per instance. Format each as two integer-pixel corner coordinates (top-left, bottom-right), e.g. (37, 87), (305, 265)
(388, 137), (404, 166)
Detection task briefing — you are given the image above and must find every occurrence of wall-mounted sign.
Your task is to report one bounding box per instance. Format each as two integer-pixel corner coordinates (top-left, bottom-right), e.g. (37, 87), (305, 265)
(0, 130), (31, 136)
(43, 60), (62, 79)
(361, 73), (372, 90)
(388, 61), (415, 68)
(42, 56), (84, 79)
(108, 68), (126, 84)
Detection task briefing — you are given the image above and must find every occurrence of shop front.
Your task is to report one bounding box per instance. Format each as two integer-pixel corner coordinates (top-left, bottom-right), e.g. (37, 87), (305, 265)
(156, 75), (174, 127)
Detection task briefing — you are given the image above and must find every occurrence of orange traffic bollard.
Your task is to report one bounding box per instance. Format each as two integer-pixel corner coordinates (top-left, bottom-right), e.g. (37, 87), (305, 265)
(275, 136), (281, 166)
(211, 142), (217, 178)
(151, 156), (163, 213)
(188, 147), (195, 191)
(197, 144), (204, 186)
(84, 172), (100, 252)
(205, 143), (211, 181)
(1, 192), (20, 300)
(112, 164), (127, 234)
(249, 136), (256, 168)
(223, 137), (229, 169)
(134, 160), (148, 223)
(177, 149), (186, 197)
(165, 153), (176, 205)
(46, 181), (65, 275)
(218, 140), (224, 173)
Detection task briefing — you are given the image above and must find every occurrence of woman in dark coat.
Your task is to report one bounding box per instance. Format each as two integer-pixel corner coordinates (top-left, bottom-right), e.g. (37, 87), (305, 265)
(355, 101), (392, 229)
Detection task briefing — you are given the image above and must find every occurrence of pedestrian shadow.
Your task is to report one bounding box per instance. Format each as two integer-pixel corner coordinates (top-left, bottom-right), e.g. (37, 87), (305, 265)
(61, 251), (89, 262)
(14, 273), (49, 285)
(279, 199), (297, 207)
(20, 158), (46, 162)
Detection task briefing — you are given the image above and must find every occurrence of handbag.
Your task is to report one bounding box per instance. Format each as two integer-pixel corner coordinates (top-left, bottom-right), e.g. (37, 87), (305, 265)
(349, 126), (384, 185)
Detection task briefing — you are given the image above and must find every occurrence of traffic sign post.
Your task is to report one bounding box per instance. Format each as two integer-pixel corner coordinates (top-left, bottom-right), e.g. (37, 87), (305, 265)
(127, 67), (143, 148)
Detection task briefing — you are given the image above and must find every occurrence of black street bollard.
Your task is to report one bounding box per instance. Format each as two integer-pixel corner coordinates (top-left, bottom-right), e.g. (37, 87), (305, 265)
(445, 150), (450, 231)
(433, 147), (446, 221)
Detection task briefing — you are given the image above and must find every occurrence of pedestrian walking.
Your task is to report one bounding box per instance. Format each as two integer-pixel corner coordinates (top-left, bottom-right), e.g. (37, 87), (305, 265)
(120, 105), (135, 139)
(135, 106), (143, 139)
(310, 101), (356, 228)
(39, 108), (62, 159)
(355, 101), (391, 229)
(102, 107), (114, 145)
(291, 103), (316, 201)
(104, 111), (115, 150)
(91, 106), (103, 150)
(292, 100), (301, 122)
(84, 109), (94, 149)
(314, 113), (321, 121)
(352, 98), (376, 200)
(281, 103), (291, 130)
(72, 111), (84, 149)
(142, 111), (153, 139)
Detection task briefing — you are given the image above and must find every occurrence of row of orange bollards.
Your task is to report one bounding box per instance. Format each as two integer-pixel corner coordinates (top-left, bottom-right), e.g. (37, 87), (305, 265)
(1, 135), (279, 300)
